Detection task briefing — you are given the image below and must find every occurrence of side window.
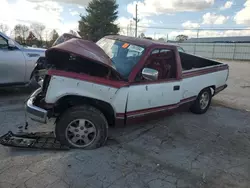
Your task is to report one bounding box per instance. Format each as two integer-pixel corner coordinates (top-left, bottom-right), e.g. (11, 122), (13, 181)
(177, 47), (185, 52)
(0, 36), (8, 49)
(151, 49), (160, 54)
(143, 48), (176, 80)
(160, 49), (170, 53)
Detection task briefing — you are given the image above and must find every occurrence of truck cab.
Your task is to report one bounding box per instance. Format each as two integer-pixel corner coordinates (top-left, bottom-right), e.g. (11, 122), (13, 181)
(25, 35), (229, 149)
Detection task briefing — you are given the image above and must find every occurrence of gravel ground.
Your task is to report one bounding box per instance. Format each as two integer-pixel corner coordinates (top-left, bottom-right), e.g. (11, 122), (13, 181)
(213, 60), (250, 111)
(0, 104), (250, 188)
(0, 60), (249, 188)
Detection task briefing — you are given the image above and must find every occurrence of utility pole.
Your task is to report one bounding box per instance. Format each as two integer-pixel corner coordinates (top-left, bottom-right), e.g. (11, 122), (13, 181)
(197, 29), (200, 39)
(133, 3), (139, 37)
(129, 20), (132, 36)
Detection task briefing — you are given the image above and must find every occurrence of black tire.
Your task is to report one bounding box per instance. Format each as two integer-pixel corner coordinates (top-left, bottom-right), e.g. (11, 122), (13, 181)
(190, 88), (212, 114)
(55, 105), (108, 149)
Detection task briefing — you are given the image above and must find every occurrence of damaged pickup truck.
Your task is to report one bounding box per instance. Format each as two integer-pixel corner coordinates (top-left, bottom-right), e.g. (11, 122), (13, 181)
(7, 35), (229, 149)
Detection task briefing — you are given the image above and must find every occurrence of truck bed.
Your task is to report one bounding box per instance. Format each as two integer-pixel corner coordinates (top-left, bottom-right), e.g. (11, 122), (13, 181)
(179, 52), (222, 71)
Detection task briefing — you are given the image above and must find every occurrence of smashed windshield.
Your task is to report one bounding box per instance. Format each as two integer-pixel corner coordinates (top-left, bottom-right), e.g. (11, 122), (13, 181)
(96, 38), (145, 79)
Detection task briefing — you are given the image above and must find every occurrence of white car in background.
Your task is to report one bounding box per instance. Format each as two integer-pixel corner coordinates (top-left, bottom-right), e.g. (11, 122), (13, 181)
(0, 31), (45, 88)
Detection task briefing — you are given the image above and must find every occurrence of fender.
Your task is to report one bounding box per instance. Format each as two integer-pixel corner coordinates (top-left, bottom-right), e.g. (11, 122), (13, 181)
(45, 75), (119, 110)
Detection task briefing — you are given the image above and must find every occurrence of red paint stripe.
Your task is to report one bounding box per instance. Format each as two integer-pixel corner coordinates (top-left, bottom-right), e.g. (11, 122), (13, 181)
(126, 103), (177, 117)
(130, 78), (181, 86)
(116, 113), (124, 116)
(124, 96), (196, 117)
(183, 64), (228, 79)
(179, 96), (197, 104)
(48, 69), (128, 89)
(116, 113), (125, 118)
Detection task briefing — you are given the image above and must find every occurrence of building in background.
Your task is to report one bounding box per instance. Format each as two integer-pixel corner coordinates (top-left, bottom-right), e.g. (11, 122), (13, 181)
(184, 36), (250, 43)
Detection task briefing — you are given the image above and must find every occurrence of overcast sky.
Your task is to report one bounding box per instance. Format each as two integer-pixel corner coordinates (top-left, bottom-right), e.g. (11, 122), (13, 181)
(1, 0), (250, 39)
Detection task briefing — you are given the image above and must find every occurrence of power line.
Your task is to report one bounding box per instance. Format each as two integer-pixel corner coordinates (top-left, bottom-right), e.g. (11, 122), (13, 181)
(137, 25), (250, 31)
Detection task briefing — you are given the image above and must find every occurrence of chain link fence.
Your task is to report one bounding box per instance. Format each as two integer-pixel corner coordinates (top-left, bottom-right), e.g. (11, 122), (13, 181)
(178, 43), (250, 60)
(123, 26), (250, 61)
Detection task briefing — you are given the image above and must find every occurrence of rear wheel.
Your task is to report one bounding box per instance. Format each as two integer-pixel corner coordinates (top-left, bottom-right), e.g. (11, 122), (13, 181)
(55, 105), (108, 149)
(190, 88), (212, 114)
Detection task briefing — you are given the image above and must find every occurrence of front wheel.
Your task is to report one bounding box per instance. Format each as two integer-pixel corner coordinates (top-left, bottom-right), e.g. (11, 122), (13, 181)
(55, 105), (108, 149)
(190, 88), (212, 114)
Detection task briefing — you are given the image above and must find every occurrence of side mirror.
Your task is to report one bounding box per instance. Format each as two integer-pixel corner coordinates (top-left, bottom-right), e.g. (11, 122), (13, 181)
(142, 68), (158, 81)
(8, 39), (16, 48)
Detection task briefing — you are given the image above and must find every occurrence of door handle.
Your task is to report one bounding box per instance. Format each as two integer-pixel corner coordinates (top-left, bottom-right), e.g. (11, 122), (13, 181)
(173, 85), (180, 91)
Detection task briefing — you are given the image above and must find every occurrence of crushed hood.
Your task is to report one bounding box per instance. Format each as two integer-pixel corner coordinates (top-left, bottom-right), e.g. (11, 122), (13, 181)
(46, 38), (113, 68)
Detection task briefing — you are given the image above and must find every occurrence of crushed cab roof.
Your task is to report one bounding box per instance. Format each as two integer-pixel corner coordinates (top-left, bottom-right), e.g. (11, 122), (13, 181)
(105, 35), (178, 48)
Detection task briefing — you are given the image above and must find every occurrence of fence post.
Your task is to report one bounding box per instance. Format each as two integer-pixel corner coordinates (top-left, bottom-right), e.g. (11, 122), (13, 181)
(212, 43), (215, 59)
(232, 43), (236, 60)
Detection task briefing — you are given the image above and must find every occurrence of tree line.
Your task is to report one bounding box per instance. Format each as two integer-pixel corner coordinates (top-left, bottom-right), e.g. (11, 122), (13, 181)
(1, 0), (188, 49)
(0, 23), (59, 48)
(1, 0), (120, 47)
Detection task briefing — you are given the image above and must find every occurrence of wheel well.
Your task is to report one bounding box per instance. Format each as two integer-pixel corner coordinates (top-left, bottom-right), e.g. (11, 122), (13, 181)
(198, 85), (215, 96)
(54, 95), (115, 127)
(208, 85), (215, 95)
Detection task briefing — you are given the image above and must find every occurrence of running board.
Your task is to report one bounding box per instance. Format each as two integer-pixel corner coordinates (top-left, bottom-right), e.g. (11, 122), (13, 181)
(0, 131), (70, 150)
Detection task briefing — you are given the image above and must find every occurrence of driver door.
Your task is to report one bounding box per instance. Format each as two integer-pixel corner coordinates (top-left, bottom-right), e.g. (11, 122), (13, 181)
(0, 36), (26, 84)
(126, 48), (182, 123)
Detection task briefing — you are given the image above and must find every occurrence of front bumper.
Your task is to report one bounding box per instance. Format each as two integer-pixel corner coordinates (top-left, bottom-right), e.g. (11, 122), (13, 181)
(25, 89), (48, 123)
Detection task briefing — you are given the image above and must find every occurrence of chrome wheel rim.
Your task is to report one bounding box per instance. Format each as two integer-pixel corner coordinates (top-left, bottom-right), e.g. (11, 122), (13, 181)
(200, 92), (209, 110)
(65, 119), (97, 147)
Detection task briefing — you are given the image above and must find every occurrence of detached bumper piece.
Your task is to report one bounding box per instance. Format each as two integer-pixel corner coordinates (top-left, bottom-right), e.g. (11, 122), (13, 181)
(0, 131), (70, 150)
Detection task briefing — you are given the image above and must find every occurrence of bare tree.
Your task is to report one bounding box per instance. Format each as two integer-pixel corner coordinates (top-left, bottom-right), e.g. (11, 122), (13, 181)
(30, 23), (45, 41)
(176, 35), (188, 42)
(0, 23), (9, 34)
(49, 29), (59, 47)
(139, 33), (145, 38)
(158, 37), (165, 42)
(44, 29), (51, 46)
(14, 24), (29, 43)
(26, 31), (37, 46)
(50, 29), (59, 41)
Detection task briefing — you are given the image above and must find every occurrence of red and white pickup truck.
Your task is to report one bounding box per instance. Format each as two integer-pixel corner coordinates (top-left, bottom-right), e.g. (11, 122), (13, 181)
(25, 35), (229, 149)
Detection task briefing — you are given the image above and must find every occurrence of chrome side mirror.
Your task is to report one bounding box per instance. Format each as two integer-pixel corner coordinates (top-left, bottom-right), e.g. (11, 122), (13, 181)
(142, 68), (158, 81)
(8, 39), (16, 48)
